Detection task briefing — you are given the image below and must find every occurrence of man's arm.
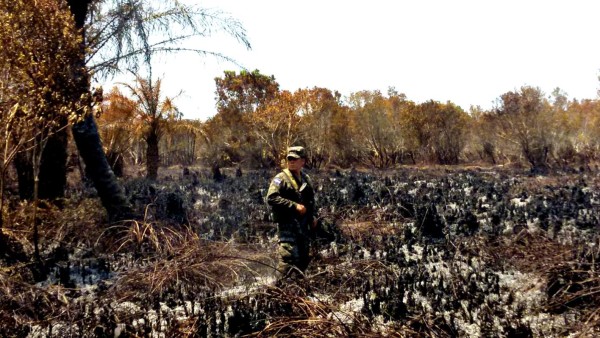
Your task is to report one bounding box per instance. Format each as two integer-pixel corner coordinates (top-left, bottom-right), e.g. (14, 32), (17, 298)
(302, 173), (319, 228)
(266, 174), (297, 212)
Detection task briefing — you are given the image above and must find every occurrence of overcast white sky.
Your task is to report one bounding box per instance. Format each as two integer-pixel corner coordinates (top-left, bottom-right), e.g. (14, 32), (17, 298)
(104, 0), (600, 120)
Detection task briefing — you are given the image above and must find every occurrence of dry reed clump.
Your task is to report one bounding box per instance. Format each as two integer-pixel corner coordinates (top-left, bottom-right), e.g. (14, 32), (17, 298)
(339, 220), (400, 240)
(102, 219), (187, 256)
(97, 198), (201, 255)
(240, 285), (371, 338)
(311, 257), (397, 300)
(107, 228), (274, 300)
(336, 210), (405, 250)
(490, 231), (574, 273)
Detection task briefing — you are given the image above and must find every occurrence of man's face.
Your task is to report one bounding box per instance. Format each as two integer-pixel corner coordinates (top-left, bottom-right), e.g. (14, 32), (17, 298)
(286, 157), (305, 171)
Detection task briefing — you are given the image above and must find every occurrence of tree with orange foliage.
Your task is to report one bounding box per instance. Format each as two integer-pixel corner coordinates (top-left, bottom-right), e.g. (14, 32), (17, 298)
(0, 0), (86, 255)
(469, 105), (499, 164)
(161, 119), (203, 166)
(493, 86), (555, 172)
(97, 87), (139, 176)
(295, 87), (346, 169)
(402, 100), (469, 165)
(250, 90), (301, 166)
(208, 70), (280, 166)
(560, 98), (600, 165)
(348, 89), (412, 168)
(0, 0), (85, 202)
(120, 76), (180, 180)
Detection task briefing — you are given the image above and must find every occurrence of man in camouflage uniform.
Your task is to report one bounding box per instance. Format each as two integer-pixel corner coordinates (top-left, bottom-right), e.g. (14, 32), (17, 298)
(266, 146), (317, 279)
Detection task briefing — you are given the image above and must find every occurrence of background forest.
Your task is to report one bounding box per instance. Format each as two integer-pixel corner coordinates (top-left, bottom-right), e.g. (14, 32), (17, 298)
(1, 0), (600, 337)
(99, 71), (600, 176)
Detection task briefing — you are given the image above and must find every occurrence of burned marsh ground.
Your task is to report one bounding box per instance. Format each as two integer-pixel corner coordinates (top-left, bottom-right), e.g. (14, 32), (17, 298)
(1, 165), (599, 337)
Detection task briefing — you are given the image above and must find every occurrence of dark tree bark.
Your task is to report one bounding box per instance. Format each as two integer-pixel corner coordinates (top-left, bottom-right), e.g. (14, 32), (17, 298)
(14, 123), (68, 201)
(14, 151), (34, 200)
(146, 131), (159, 180)
(67, 0), (88, 27)
(38, 128), (68, 200)
(72, 114), (131, 219)
(107, 151), (124, 177)
(67, 0), (132, 220)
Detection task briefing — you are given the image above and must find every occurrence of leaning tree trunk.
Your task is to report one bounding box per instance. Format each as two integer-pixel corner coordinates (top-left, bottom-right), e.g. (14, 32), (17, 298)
(72, 114), (131, 219)
(68, 0), (131, 220)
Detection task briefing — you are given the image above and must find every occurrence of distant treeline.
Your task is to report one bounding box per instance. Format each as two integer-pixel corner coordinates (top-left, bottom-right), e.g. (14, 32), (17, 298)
(98, 70), (600, 174)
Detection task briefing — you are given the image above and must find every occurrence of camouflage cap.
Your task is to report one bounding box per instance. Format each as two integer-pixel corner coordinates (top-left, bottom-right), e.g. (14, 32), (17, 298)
(286, 146), (306, 159)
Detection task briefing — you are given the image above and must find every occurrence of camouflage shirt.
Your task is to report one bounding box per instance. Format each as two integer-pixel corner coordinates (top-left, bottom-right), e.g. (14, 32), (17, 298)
(266, 169), (317, 239)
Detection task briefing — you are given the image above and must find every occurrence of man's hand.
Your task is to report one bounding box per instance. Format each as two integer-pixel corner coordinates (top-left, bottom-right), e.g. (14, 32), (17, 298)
(295, 203), (307, 215)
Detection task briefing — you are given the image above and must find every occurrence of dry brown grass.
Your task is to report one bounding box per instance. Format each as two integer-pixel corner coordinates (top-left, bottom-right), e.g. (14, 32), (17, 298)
(338, 208), (405, 244)
(242, 286), (368, 338)
(485, 231), (574, 273)
(102, 219), (186, 256)
(340, 221), (398, 238)
(108, 228), (275, 300)
(3, 197), (106, 256)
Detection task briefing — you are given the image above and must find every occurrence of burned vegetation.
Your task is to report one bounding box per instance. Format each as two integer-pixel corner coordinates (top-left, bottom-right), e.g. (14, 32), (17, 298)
(1, 166), (599, 337)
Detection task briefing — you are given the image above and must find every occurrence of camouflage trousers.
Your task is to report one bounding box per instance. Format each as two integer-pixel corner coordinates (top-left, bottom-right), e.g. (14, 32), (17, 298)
(277, 236), (310, 279)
